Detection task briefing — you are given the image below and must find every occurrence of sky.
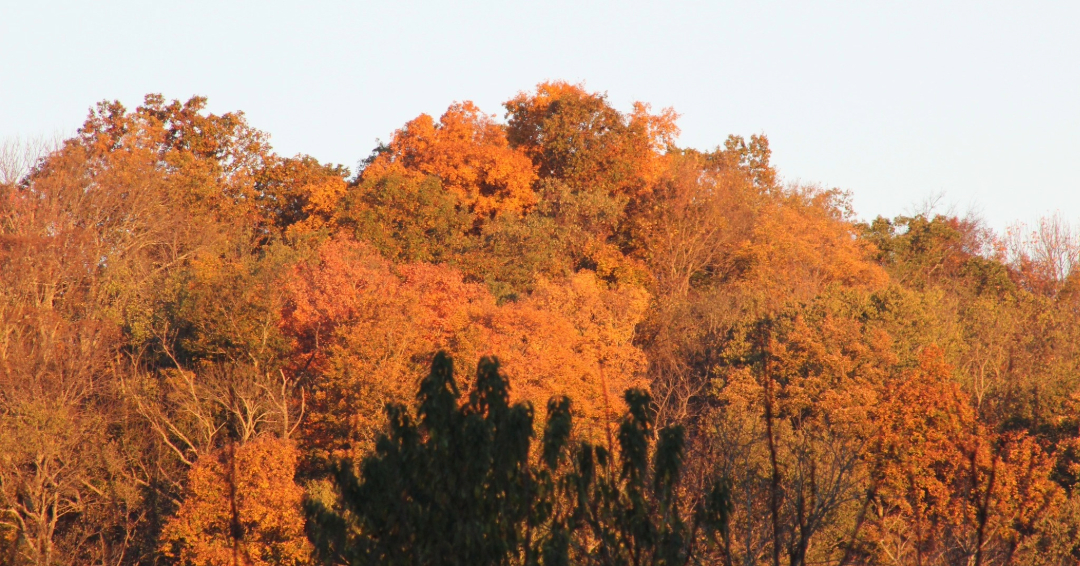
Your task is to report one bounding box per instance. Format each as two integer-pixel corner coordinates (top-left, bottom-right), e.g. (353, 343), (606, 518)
(2, 1), (1078, 233)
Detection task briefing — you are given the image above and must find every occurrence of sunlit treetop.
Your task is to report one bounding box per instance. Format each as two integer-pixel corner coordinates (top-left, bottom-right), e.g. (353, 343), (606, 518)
(362, 101), (538, 218)
(505, 81), (679, 199)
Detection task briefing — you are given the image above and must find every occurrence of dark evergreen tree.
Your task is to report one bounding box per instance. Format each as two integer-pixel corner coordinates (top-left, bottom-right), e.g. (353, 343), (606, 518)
(307, 352), (732, 566)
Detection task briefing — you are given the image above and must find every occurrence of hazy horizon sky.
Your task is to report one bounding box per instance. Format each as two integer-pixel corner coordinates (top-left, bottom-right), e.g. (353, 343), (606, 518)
(2, 1), (1077, 233)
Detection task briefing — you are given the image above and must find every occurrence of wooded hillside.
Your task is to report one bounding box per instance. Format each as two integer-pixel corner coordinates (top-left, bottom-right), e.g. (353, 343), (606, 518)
(2, 84), (1079, 565)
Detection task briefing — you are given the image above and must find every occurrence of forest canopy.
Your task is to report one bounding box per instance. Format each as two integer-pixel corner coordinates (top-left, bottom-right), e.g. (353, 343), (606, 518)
(2, 83), (1080, 566)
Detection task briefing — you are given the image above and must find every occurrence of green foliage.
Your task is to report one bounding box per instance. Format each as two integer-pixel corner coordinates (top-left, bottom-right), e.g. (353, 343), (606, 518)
(308, 353), (732, 566)
(308, 353), (535, 565)
(341, 172), (476, 264)
(7, 86), (1080, 566)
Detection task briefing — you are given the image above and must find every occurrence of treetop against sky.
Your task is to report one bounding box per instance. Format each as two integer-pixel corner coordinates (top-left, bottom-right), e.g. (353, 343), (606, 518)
(2, 1), (1078, 232)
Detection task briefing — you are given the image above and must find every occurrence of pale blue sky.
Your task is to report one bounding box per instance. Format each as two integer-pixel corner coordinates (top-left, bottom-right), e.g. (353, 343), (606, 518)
(2, 1), (1077, 231)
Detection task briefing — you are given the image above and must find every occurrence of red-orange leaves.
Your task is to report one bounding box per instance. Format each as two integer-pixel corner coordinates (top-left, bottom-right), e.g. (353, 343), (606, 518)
(363, 101), (537, 217)
(282, 236), (649, 462)
(865, 347), (1060, 564)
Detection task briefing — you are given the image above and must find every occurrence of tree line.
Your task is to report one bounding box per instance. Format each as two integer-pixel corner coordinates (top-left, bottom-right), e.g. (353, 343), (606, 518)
(1, 83), (1079, 565)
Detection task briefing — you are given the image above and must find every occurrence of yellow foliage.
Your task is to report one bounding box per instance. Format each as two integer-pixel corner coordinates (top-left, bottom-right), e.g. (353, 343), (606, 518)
(160, 437), (311, 566)
(737, 187), (889, 309)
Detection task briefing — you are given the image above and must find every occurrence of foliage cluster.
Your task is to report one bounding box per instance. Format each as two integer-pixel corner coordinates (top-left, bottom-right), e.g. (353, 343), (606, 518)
(2, 83), (1080, 565)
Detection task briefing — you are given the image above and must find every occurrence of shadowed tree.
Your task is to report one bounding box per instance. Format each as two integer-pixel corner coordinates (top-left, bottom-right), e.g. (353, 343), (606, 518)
(306, 352), (733, 566)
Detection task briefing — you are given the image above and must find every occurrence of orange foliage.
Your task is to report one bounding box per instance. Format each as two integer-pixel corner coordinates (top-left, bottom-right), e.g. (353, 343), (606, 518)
(160, 436), (311, 566)
(477, 273), (650, 435)
(738, 187), (888, 308)
(362, 101), (537, 217)
(281, 236), (648, 462)
(505, 81), (678, 198)
(866, 347), (1060, 564)
(75, 95), (272, 224)
(256, 155), (349, 234)
(10, 86), (1080, 566)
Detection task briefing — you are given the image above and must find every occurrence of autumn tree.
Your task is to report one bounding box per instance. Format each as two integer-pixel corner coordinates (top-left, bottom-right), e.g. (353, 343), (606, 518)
(160, 436), (311, 566)
(75, 94), (274, 226)
(632, 143), (887, 438)
(1003, 213), (1080, 296)
(362, 101), (538, 219)
(505, 81), (676, 200)
(336, 171), (476, 265)
(0, 93), (320, 565)
(282, 235), (649, 466)
(499, 82), (679, 286)
(704, 288), (899, 566)
(863, 347), (1061, 566)
(864, 212), (1080, 450)
(0, 125), (164, 565)
(256, 154), (349, 236)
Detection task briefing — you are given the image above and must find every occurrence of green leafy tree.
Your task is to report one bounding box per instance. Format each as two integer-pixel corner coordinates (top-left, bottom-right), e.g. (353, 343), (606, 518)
(307, 352), (732, 566)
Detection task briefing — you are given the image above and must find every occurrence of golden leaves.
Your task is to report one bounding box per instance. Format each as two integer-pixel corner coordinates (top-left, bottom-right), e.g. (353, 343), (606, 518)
(280, 236), (650, 458)
(160, 437), (311, 566)
(363, 101), (538, 217)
